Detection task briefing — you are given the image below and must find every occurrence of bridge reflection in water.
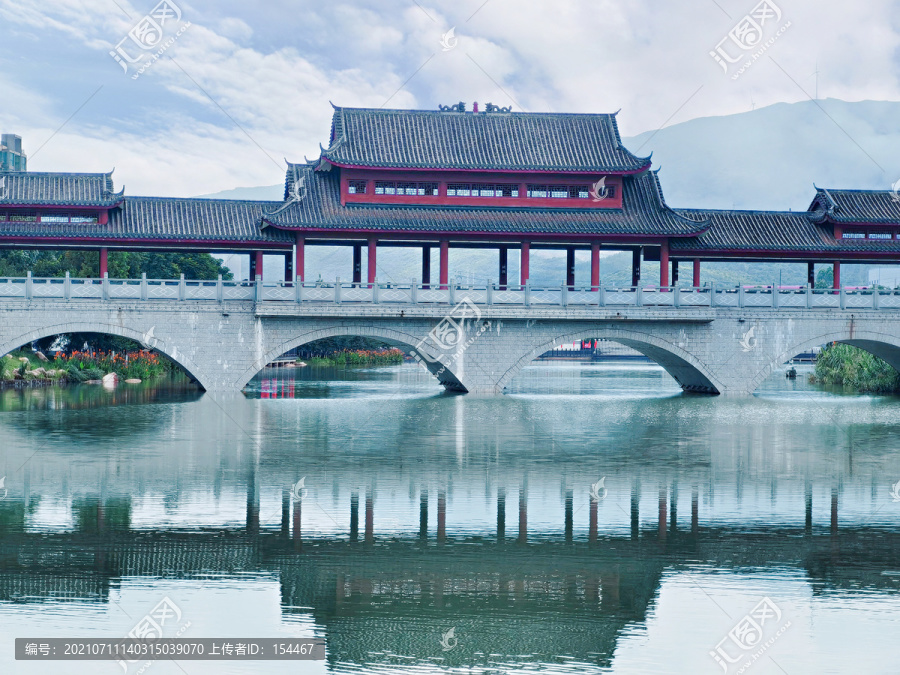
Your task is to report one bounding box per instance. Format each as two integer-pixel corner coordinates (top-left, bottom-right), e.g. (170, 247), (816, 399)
(0, 366), (899, 673)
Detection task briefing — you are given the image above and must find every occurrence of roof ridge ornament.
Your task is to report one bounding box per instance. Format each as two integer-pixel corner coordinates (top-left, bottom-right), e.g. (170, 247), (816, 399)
(265, 166), (306, 217)
(438, 102), (466, 112)
(484, 102), (512, 113)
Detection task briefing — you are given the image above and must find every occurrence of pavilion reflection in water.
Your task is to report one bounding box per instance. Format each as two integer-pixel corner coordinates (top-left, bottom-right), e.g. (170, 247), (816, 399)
(2, 387), (900, 670)
(1, 475), (898, 669)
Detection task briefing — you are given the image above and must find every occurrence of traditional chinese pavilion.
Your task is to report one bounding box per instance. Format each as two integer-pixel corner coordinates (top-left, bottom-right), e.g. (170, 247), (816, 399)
(1, 103), (899, 287)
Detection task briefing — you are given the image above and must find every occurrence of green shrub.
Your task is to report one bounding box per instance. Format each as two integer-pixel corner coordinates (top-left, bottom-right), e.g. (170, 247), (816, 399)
(811, 343), (900, 393)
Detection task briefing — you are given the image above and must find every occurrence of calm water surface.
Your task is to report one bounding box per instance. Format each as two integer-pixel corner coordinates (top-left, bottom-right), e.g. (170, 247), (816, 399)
(1, 362), (899, 674)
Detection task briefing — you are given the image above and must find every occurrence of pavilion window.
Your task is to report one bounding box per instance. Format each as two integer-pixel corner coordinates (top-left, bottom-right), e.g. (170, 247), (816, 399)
(868, 232), (891, 240)
(70, 215), (98, 224)
(10, 212), (37, 222)
(40, 215), (70, 223)
(347, 180), (368, 194)
(526, 184), (602, 199)
(842, 232), (864, 239)
(374, 180), (439, 196)
(447, 183), (471, 197)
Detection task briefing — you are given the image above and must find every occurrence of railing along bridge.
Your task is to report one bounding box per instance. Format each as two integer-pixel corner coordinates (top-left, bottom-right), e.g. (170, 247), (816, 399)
(2, 273), (900, 311)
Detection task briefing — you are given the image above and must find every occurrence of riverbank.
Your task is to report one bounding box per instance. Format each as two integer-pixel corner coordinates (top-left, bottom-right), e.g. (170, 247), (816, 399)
(1, 349), (172, 386)
(302, 348), (405, 367)
(809, 342), (900, 393)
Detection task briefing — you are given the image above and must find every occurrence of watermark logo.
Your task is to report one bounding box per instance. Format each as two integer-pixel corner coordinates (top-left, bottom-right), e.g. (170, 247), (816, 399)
(116, 597), (191, 673)
(440, 627), (458, 651)
(589, 177), (610, 202)
(738, 326), (757, 352)
(890, 479), (900, 502)
(291, 477), (308, 501)
(411, 298), (488, 377)
(109, 1), (191, 80)
(890, 178), (900, 204)
(440, 27), (458, 51)
(0, 476), (6, 500)
(710, 597), (790, 674)
(590, 477), (607, 502)
(710, 1), (791, 80)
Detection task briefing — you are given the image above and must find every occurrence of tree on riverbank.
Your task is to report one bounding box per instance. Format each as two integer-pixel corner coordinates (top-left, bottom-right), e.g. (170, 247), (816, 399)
(0, 250), (232, 280)
(304, 349), (405, 367)
(810, 343), (900, 393)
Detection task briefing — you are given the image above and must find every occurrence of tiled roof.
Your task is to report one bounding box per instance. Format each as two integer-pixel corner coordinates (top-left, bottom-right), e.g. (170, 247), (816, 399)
(0, 196), (293, 245)
(0, 171), (123, 207)
(320, 106), (651, 173)
(809, 188), (900, 224)
(110, 197), (292, 242)
(671, 209), (900, 254)
(264, 165), (707, 237)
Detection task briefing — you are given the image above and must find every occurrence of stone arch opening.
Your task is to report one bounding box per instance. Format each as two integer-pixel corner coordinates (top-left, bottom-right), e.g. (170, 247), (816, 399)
(0, 322), (209, 390)
(498, 329), (724, 395)
(236, 325), (467, 392)
(747, 330), (900, 394)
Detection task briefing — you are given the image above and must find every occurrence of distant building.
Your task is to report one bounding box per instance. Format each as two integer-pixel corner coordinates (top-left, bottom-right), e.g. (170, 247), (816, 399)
(868, 268), (900, 288)
(0, 134), (26, 171)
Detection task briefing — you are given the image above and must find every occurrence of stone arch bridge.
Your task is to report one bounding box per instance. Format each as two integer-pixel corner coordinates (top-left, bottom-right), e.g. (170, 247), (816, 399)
(3, 279), (900, 395)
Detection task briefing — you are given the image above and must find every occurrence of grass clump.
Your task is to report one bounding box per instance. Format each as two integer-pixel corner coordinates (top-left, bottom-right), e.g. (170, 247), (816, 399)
(810, 342), (900, 393)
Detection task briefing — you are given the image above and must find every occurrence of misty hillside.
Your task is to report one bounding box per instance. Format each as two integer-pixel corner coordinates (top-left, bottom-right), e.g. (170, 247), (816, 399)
(205, 99), (900, 285)
(624, 98), (900, 211)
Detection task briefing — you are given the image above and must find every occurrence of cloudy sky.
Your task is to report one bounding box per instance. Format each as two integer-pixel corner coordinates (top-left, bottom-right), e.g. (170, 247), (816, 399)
(0, 0), (898, 197)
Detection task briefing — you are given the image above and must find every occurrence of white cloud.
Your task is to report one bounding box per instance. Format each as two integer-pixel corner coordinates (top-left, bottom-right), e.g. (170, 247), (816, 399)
(0, 0), (897, 195)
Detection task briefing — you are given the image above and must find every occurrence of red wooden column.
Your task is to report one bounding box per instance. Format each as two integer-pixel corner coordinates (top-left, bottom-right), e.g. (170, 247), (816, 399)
(807, 262), (815, 287)
(631, 248), (641, 287)
(254, 251), (264, 280)
(692, 258), (701, 288)
(99, 247), (108, 278)
(295, 235), (305, 282)
(566, 247), (575, 288)
(659, 241), (669, 287)
(832, 261), (841, 289)
(367, 237), (377, 285)
(422, 246), (431, 288)
(439, 240), (449, 289)
(520, 242), (530, 286)
(498, 246), (508, 290)
(352, 244), (362, 285)
(284, 253), (293, 285)
(590, 243), (600, 291)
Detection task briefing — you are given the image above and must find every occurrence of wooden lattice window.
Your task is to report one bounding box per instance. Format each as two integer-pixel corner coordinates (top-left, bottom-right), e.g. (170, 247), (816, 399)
(347, 180), (368, 195)
(375, 181), (438, 196)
